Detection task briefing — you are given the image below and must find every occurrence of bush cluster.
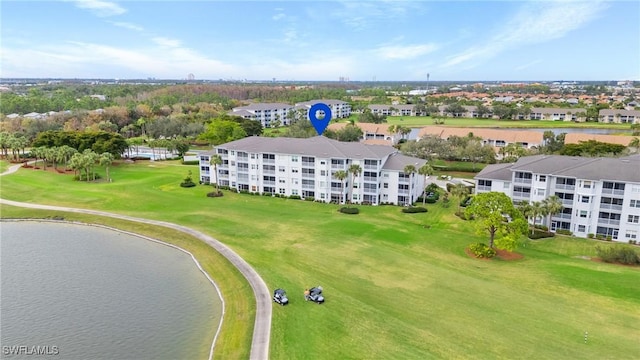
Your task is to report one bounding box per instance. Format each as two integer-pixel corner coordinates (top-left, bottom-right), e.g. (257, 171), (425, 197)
(469, 243), (496, 258)
(206, 191), (223, 197)
(402, 206), (428, 213)
(596, 246), (640, 265)
(181, 160), (200, 165)
(555, 229), (572, 236)
(528, 229), (555, 239)
(339, 207), (359, 214)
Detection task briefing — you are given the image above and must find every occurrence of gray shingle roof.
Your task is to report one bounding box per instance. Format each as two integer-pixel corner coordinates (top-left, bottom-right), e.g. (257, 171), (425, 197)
(474, 163), (515, 181)
(382, 153), (427, 171)
(478, 155), (640, 183)
(217, 136), (397, 160)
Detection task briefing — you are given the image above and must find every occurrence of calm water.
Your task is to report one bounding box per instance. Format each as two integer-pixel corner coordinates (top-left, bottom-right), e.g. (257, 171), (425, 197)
(0, 221), (222, 360)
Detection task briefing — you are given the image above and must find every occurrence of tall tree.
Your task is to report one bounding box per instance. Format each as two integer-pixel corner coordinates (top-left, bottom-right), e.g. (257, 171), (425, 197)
(333, 170), (348, 204)
(464, 192), (527, 250)
(210, 154), (222, 193)
(403, 164), (417, 205)
(418, 163), (434, 205)
(99, 152), (115, 182)
(451, 183), (470, 214)
(542, 195), (563, 229)
(348, 164), (362, 206)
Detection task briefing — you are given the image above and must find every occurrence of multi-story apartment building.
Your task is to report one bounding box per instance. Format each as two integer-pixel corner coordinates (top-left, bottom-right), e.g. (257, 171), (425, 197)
(295, 100), (352, 119)
(229, 103), (293, 128)
(474, 154), (640, 242)
(527, 107), (587, 121)
(598, 109), (640, 124)
(198, 136), (427, 206)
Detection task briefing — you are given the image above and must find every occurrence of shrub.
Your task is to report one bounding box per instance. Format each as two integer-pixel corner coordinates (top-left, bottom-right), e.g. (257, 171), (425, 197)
(556, 229), (572, 236)
(469, 243), (496, 258)
(534, 224), (549, 231)
(402, 206), (428, 213)
(455, 211), (468, 220)
(304, 197), (314, 201)
(289, 195), (301, 200)
(206, 191), (223, 197)
(425, 197), (437, 204)
(587, 233), (595, 239)
(596, 246), (640, 265)
(528, 229), (555, 239)
(181, 160), (200, 165)
(596, 234), (606, 240)
(339, 207), (359, 214)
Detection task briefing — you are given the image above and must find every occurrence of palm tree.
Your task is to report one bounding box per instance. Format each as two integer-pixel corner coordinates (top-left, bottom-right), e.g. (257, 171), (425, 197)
(542, 195), (563, 229)
(99, 152), (115, 182)
(418, 164), (434, 205)
(628, 137), (640, 153)
(517, 201), (534, 233)
(210, 154), (222, 193)
(403, 164), (417, 206)
(530, 201), (545, 231)
(348, 164), (362, 206)
(333, 170), (348, 204)
(451, 183), (470, 214)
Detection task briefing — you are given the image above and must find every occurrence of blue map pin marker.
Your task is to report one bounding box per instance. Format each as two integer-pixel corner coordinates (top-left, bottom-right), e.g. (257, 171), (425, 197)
(308, 103), (332, 136)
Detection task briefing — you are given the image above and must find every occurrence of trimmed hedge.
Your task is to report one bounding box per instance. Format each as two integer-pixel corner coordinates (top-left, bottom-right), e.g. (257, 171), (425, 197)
(528, 229), (555, 239)
(556, 229), (572, 236)
(339, 207), (359, 214)
(402, 206), (428, 213)
(181, 160), (200, 165)
(206, 191), (224, 197)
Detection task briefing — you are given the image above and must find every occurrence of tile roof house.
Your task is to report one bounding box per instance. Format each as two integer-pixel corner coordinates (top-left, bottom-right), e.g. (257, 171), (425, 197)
(198, 136), (427, 206)
(417, 126), (544, 150)
(564, 133), (638, 147)
(326, 122), (400, 145)
(474, 155), (640, 242)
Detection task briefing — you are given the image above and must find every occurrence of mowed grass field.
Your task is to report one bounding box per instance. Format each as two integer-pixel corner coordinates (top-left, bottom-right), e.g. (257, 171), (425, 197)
(384, 116), (636, 130)
(2, 161), (639, 359)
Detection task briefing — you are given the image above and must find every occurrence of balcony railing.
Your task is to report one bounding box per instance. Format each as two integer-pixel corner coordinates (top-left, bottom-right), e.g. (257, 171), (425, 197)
(364, 164), (378, 170)
(262, 169), (275, 175)
(263, 181), (276, 186)
(398, 189), (409, 195)
(331, 164), (345, 169)
(237, 168), (249, 173)
(602, 188), (625, 196)
(330, 187), (343, 192)
(561, 199), (574, 206)
(363, 176), (377, 182)
(301, 162), (315, 168)
(514, 178), (532, 185)
(512, 191), (531, 198)
(555, 184), (575, 191)
(599, 204), (623, 212)
(477, 185), (491, 192)
(302, 184), (315, 190)
(552, 213), (572, 220)
(598, 218), (620, 226)
(262, 159), (275, 164)
(237, 155), (249, 161)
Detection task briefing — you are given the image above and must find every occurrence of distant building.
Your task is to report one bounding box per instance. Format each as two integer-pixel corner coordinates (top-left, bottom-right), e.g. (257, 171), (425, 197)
(598, 109), (640, 124)
(295, 100), (351, 119)
(229, 103), (293, 128)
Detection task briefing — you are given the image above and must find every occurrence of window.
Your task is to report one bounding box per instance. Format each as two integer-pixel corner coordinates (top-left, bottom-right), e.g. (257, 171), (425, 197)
(279, 166), (286, 172)
(631, 199), (640, 208)
(291, 156), (298, 162)
(503, 182), (510, 189)
(279, 188), (286, 194)
(581, 196), (590, 203)
(292, 189), (298, 195)
(320, 161), (326, 165)
(539, 175), (546, 182)
(582, 180), (592, 189)
(383, 183), (389, 189)
(626, 231), (638, 239)
(251, 154), (256, 159)
(535, 188), (545, 196)
(292, 168), (299, 173)
(320, 193), (326, 199)
(231, 161), (236, 166)
(628, 215), (640, 224)
(578, 225), (586, 232)
(579, 210), (588, 218)
(279, 179), (286, 184)
(201, 166), (210, 172)
(230, 151), (235, 155)
(320, 170), (327, 176)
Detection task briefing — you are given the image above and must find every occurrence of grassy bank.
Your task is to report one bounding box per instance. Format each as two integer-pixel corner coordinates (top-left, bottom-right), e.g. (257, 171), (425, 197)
(386, 116), (635, 130)
(2, 161), (639, 359)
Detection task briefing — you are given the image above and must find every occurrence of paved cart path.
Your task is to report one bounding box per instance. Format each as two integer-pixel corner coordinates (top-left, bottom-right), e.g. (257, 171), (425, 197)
(0, 163), (271, 360)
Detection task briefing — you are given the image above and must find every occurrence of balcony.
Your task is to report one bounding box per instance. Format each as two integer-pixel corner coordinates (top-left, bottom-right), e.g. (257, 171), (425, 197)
(398, 189), (409, 195)
(301, 162), (315, 168)
(237, 167), (249, 173)
(330, 187), (343, 192)
(364, 164), (378, 170)
(552, 213), (572, 220)
(598, 218), (620, 226)
(602, 188), (625, 196)
(302, 184), (315, 190)
(262, 181), (276, 186)
(363, 176), (377, 182)
(512, 191), (531, 199)
(555, 184), (575, 191)
(477, 185), (491, 192)
(262, 159), (275, 165)
(331, 164), (345, 169)
(514, 178), (532, 185)
(600, 203), (623, 212)
(262, 169), (275, 175)
(561, 199), (574, 206)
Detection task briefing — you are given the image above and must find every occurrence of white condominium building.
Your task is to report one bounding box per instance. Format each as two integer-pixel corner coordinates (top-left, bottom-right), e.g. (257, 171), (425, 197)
(229, 103), (293, 128)
(295, 100), (352, 119)
(474, 154), (640, 242)
(199, 136), (427, 206)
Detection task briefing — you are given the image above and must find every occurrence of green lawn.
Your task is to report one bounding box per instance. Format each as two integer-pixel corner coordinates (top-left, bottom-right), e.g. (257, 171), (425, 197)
(2, 161), (639, 359)
(385, 116), (635, 130)
(0, 160), (8, 173)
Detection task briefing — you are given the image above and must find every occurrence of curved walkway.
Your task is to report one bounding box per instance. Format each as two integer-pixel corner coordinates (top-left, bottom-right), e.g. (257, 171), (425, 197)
(0, 163), (271, 360)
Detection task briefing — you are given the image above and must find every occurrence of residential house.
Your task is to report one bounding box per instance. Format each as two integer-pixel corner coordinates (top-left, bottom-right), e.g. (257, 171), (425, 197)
(198, 136), (427, 206)
(527, 107), (587, 121)
(564, 133), (638, 147)
(474, 155), (640, 242)
(326, 122), (401, 145)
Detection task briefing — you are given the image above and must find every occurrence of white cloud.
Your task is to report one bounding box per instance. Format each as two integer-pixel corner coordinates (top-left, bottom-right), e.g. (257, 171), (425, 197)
(272, 13), (286, 21)
(441, 0), (608, 68)
(72, 0), (126, 17)
(374, 43), (439, 60)
(330, 0), (418, 30)
(109, 21), (143, 32)
(152, 37), (182, 48)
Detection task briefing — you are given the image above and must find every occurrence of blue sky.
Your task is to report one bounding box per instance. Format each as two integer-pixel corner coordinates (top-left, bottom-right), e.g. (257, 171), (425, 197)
(1, 0), (638, 81)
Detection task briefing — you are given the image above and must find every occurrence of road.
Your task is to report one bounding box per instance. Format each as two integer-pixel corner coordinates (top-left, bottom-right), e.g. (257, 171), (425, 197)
(0, 162), (272, 360)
